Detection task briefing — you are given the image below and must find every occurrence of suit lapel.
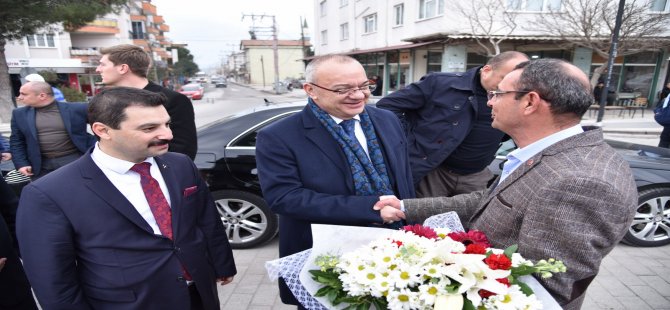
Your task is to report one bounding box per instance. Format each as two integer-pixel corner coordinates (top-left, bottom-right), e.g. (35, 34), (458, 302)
(57, 102), (74, 136)
(154, 156), (183, 237)
(301, 107), (350, 177)
(79, 152), (156, 234)
(26, 108), (38, 142)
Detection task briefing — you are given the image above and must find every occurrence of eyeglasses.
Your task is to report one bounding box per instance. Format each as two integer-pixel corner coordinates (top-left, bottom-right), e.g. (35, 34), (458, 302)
(309, 83), (375, 96)
(487, 90), (531, 101)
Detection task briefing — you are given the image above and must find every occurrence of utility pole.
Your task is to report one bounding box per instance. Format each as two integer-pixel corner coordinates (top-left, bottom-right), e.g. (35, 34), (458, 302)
(260, 55), (266, 88)
(596, 0), (626, 124)
(242, 13), (280, 94)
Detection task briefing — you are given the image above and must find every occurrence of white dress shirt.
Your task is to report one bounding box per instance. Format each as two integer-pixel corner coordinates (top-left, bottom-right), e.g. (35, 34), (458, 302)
(91, 143), (172, 235)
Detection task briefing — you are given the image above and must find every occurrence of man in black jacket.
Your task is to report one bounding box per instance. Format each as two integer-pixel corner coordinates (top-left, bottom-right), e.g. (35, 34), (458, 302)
(1, 176), (38, 310)
(96, 44), (197, 159)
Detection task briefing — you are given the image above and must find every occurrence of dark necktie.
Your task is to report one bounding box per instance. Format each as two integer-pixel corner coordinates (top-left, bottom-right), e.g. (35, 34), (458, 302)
(340, 119), (359, 143)
(131, 162), (192, 280)
(131, 162), (174, 239)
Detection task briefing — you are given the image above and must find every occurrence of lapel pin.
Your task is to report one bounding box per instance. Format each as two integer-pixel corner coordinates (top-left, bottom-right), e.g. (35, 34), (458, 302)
(527, 159), (534, 166)
(162, 164), (167, 169)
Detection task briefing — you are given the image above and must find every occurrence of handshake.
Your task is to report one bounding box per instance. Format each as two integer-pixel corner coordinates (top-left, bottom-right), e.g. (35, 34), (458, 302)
(374, 195), (405, 224)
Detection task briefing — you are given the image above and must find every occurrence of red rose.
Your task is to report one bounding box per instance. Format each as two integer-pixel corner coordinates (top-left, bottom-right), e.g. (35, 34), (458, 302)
(448, 230), (491, 248)
(484, 254), (512, 270)
(402, 224), (438, 239)
(464, 244), (487, 255)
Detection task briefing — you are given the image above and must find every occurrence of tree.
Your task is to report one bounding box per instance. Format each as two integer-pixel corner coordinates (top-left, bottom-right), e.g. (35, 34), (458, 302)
(530, 0), (670, 85)
(0, 0), (126, 122)
(446, 0), (520, 56)
(171, 46), (200, 79)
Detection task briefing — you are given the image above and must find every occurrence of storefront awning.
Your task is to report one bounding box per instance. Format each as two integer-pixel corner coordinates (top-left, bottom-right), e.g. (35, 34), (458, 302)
(344, 40), (442, 55)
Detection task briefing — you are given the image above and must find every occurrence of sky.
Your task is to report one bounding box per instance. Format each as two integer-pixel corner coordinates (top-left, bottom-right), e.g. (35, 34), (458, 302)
(151, 0), (314, 71)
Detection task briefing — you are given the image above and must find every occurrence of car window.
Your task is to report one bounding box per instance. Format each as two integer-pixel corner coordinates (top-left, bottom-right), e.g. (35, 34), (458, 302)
(231, 112), (297, 147)
(496, 139), (517, 157)
(182, 85), (200, 91)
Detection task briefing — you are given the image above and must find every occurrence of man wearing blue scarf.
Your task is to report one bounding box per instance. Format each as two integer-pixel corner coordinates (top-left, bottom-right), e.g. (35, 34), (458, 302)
(256, 55), (415, 308)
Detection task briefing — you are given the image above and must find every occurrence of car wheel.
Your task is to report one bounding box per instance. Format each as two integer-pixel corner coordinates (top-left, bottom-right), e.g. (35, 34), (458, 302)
(211, 190), (278, 249)
(622, 187), (670, 247)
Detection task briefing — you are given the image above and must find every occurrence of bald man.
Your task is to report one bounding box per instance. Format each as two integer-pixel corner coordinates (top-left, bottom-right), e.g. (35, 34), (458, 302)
(10, 81), (95, 179)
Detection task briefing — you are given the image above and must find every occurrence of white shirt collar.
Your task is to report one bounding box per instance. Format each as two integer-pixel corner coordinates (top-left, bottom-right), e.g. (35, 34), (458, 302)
(507, 124), (584, 164)
(330, 114), (361, 124)
(91, 142), (156, 175)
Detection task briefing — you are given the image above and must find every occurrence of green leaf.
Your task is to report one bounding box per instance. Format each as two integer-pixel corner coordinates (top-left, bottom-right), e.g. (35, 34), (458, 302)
(503, 244), (519, 258)
(517, 281), (535, 296)
(463, 298), (477, 310)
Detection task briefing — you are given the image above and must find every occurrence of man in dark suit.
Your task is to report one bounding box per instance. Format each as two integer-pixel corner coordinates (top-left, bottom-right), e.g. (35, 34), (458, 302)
(376, 59), (638, 310)
(17, 87), (236, 310)
(10, 81), (94, 179)
(256, 55), (415, 308)
(0, 177), (38, 310)
(96, 44), (197, 159)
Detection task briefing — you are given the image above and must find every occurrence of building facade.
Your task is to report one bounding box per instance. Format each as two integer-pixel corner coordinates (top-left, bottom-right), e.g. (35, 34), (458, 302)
(239, 40), (311, 86)
(313, 0), (670, 102)
(5, 0), (173, 98)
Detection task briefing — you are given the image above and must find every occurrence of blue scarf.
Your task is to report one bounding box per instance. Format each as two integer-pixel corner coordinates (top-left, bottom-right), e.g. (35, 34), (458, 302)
(308, 99), (394, 197)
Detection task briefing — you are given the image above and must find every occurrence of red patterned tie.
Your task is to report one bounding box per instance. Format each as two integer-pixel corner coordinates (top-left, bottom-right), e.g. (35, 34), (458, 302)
(131, 162), (192, 280)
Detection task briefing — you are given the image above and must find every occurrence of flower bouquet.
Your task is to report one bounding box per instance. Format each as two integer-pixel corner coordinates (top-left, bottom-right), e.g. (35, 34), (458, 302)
(308, 224), (566, 310)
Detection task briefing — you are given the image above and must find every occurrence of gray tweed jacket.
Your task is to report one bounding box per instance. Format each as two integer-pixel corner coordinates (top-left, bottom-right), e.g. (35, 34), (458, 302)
(404, 127), (637, 310)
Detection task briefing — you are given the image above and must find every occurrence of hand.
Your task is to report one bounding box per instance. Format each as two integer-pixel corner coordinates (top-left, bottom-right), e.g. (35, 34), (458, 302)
(18, 166), (33, 177)
(379, 206), (405, 224)
(373, 196), (401, 211)
(1, 152), (10, 161)
(0, 257), (6, 272)
(217, 276), (234, 286)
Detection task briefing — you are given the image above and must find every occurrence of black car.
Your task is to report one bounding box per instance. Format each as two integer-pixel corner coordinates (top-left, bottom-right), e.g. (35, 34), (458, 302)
(195, 102), (670, 248)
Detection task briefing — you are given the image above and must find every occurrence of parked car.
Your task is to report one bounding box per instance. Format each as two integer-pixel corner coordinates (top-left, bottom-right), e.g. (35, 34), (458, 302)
(195, 102), (670, 248)
(179, 83), (204, 100)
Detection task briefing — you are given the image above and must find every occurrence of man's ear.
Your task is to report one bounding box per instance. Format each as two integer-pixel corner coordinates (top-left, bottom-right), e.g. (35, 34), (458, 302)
(118, 64), (130, 75)
(303, 83), (317, 99)
(91, 122), (111, 140)
(522, 92), (543, 115)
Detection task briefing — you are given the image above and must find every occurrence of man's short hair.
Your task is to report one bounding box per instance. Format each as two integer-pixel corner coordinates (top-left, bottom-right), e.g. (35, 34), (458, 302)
(487, 51), (529, 70)
(88, 87), (166, 130)
(27, 81), (54, 97)
(305, 54), (360, 83)
(513, 58), (593, 117)
(99, 44), (151, 78)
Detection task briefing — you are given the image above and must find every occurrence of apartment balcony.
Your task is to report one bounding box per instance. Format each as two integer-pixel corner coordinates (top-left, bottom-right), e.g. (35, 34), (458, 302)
(142, 2), (157, 15)
(154, 15), (165, 24)
(131, 14), (147, 22)
(70, 47), (100, 56)
(72, 18), (119, 34)
(147, 27), (159, 35)
(159, 24), (170, 32)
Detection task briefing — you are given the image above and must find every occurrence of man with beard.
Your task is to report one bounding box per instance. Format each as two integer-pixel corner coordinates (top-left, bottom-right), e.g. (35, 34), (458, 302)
(17, 87), (236, 310)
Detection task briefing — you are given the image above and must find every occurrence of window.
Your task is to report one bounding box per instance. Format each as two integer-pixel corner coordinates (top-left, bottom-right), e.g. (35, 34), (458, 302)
(364, 13), (377, 33)
(651, 0), (669, 11)
(340, 23), (349, 40)
(26, 34), (55, 48)
(320, 1), (327, 16)
(394, 4), (404, 26)
(340, 0), (348, 6)
(507, 0), (561, 11)
(131, 21), (145, 39)
(418, 0), (444, 19)
(321, 30), (328, 45)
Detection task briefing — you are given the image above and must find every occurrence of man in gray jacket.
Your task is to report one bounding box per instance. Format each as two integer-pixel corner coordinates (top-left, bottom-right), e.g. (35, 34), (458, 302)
(376, 58), (637, 310)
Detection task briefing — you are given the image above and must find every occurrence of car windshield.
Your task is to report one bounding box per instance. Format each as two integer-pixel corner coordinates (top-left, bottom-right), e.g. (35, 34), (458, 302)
(182, 85), (200, 91)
